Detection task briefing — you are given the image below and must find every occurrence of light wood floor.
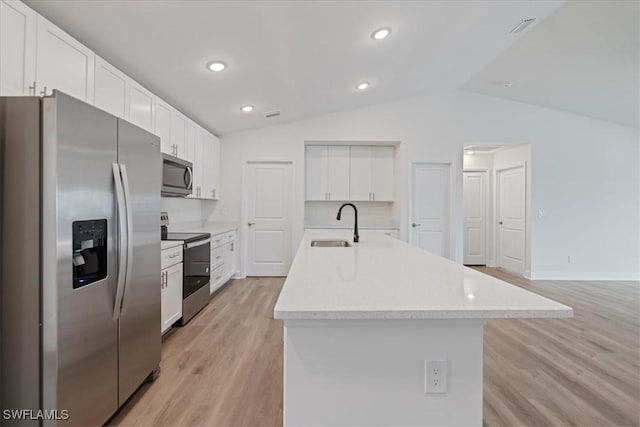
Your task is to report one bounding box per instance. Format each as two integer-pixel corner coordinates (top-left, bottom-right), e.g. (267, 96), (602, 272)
(109, 271), (640, 427)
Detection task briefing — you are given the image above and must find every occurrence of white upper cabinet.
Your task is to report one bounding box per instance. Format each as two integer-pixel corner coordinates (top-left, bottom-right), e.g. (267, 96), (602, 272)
(154, 97), (172, 155)
(0, 0), (36, 96)
(349, 146), (372, 201)
(185, 119), (196, 164)
(171, 109), (187, 159)
(372, 146), (394, 201)
(305, 146), (350, 201)
(35, 15), (95, 102)
(305, 146), (329, 201)
(211, 134), (220, 200)
(349, 146), (394, 202)
(93, 56), (127, 118)
(306, 145), (394, 202)
(127, 80), (155, 132)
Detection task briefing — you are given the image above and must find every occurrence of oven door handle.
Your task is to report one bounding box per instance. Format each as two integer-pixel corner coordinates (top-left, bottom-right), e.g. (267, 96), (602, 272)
(185, 238), (211, 249)
(112, 163), (127, 320)
(119, 164), (135, 316)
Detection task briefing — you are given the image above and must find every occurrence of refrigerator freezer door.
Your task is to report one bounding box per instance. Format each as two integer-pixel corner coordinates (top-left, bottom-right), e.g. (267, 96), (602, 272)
(44, 92), (120, 425)
(116, 119), (162, 404)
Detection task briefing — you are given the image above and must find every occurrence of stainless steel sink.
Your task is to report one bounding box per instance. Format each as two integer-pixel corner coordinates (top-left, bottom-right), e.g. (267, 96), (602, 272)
(310, 240), (351, 248)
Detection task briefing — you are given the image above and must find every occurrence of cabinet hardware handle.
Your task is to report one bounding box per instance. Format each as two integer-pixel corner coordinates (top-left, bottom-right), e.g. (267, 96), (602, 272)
(216, 255), (222, 260)
(372, 192), (375, 201)
(39, 86), (48, 97)
(328, 191), (331, 200)
(29, 81), (36, 96)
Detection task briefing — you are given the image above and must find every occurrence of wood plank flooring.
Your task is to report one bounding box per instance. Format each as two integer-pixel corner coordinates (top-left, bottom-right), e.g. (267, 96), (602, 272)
(109, 270), (639, 427)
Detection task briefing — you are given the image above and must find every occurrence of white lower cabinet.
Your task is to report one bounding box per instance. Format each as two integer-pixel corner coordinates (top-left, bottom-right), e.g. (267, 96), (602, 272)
(161, 246), (183, 335)
(210, 230), (237, 294)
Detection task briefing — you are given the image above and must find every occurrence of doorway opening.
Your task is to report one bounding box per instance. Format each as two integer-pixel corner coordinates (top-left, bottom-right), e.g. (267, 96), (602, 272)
(462, 144), (531, 278)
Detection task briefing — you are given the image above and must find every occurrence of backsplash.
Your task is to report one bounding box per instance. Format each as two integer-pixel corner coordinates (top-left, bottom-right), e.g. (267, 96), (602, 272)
(304, 201), (397, 228)
(161, 197), (204, 226)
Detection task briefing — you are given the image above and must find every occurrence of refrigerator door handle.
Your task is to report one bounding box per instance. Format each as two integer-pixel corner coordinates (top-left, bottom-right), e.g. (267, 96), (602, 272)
(112, 163), (128, 320)
(119, 164), (135, 316)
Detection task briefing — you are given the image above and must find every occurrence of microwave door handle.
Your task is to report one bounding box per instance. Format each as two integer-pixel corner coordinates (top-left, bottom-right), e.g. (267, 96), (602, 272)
(119, 164), (135, 316)
(112, 163), (127, 320)
(185, 166), (193, 190)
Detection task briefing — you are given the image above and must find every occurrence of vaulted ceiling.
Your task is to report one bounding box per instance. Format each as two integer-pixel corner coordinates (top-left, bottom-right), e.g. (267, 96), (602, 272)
(26, 0), (563, 135)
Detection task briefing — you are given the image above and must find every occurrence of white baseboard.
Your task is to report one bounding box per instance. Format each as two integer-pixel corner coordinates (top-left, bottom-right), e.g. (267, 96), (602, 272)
(529, 271), (640, 281)
(233, 271), (246, 280)
(524, 270), (532, 279)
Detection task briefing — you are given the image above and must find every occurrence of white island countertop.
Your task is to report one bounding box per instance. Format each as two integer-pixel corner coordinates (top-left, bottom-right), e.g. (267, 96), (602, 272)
(274, 232), (573, 320)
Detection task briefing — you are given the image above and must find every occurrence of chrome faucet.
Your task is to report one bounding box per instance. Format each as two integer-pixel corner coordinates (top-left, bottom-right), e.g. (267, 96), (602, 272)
(336, 203), (359, 243)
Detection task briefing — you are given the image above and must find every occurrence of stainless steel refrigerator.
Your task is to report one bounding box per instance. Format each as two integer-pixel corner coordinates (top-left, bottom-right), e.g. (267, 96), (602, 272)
(1, 91), (161, 426)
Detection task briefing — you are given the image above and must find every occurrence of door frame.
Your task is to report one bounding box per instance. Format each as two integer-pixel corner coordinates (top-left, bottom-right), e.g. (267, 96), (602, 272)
(241, 158), (296, 277)
(494, 161), (527, 276)
(463, 168), (490, 266)
(408, 161), (457, 260)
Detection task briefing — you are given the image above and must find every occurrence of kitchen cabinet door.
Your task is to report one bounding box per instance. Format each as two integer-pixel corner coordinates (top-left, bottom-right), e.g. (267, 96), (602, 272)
(211, 134), (221, 199)
(185, 119), (196, 164)
(190, 125), (205, 198)
(349, 146), (372, 201)
(127, 80), (155, 132)
(200, 132), (215, 199)
(35, 15), (95, 102)
(305, 146), (329, 201)
(93, 56), (127, 118)
(171, 109), (187, 159)
(327, 146), (350, 201)
(161, 262), (183, 334)
(0, 0), (36, 96)
(372, 146), (394, 201)
(223, 241), (236, 281)
(155, 97), (172, 155)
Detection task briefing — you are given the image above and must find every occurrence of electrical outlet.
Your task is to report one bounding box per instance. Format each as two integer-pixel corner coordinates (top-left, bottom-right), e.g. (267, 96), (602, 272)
(425, 360), (447, 393)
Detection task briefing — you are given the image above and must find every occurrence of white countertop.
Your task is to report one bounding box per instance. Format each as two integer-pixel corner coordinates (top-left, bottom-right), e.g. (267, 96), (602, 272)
(274, 232), (573, 320)
(161, 240), (183, 251)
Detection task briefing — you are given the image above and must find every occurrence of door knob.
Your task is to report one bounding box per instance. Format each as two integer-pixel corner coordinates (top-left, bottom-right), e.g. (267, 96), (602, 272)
(248, 222), (255, 227)
(411, 223), (421, 228)
(498, 221), (503, 225)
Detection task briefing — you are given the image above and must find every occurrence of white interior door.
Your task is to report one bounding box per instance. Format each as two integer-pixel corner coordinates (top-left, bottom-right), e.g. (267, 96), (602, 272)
(497, 165), (525, 275)
(410, 163), (451, 258)
(246, 162), (293, 276)
(463, 171), (487, 265)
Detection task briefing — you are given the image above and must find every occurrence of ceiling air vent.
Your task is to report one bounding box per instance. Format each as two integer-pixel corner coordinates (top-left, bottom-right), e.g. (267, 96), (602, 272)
(264, 110), (281, 119)
(509, 18), (536, 34)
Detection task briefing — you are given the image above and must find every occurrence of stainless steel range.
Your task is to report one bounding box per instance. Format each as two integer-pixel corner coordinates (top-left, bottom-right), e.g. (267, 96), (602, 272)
(161, 213), (211, 325)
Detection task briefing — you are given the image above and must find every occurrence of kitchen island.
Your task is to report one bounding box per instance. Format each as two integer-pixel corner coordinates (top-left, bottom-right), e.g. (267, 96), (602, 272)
(274, 232), (572, 426)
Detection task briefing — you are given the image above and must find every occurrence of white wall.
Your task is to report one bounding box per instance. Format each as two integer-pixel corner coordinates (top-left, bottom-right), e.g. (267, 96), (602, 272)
(212, 89), (640, 279)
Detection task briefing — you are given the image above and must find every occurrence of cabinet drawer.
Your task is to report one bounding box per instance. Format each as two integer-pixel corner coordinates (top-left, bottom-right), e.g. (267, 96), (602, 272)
(211, 246), (224, 269)
(210, 233), (226, 248)
(224, 230), (236, 242)
(161, 246), (183, 269)
(210, 264), (225, 294)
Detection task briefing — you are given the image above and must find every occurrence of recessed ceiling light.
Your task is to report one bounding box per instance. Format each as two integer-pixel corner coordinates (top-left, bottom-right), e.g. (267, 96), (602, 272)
(240, 105), (254, 113)
(206, 61), (226, 72)
(372, 27), (391, 40)
(356, 82), (370, 90)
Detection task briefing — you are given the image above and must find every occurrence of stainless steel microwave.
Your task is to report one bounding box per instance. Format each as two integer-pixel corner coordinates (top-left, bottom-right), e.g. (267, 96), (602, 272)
(162, 154), (193, 196)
